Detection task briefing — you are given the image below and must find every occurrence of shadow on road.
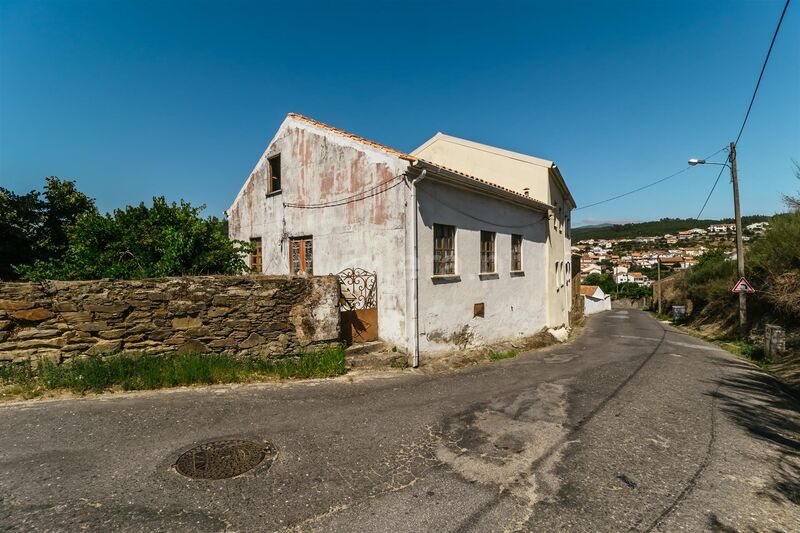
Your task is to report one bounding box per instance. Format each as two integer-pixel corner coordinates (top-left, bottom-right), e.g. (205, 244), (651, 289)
(709, 358), (800, 507)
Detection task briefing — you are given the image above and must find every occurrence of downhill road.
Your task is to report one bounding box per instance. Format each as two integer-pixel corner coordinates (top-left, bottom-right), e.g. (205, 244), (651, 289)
(1, 310), (798, 532)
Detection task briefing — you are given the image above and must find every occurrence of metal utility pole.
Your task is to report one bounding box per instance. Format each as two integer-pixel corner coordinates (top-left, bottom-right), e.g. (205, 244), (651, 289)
(729, 142), (746, 330)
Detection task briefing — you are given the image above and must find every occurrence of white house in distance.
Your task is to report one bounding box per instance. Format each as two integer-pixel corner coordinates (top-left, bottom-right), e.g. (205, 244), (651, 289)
(581, 285), (611, 315)
(227, 113), (575, 363)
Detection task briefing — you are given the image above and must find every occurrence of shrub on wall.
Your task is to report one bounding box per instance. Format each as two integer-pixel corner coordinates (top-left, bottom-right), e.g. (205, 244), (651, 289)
(16, 197), (252, 280)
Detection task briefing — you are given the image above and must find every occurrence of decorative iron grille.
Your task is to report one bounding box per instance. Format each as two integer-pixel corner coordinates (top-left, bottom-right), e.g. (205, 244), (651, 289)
(338, 267), (377, 310)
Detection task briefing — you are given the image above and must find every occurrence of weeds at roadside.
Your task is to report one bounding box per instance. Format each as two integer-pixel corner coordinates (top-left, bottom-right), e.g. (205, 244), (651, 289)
(0, 346), (347, 397)
(489, 350), (518, 361)
(713, 337), (769, 368)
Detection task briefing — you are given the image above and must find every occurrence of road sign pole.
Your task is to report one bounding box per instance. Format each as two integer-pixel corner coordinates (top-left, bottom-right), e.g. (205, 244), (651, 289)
(730, 142), (746, 330)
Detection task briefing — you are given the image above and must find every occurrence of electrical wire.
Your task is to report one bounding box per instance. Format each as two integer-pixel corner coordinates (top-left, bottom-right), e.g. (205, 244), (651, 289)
(575, 146), (727, 212)
(417, 186), (548, 228)
(695, 153), (731, 219)
(283, 174), (405, 209)
(735, 0), (792, 145)
(693, 0), (790, 217)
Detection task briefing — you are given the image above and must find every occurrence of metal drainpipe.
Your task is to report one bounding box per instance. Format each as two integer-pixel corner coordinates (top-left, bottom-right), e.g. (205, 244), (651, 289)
(410, 169), (427, 368)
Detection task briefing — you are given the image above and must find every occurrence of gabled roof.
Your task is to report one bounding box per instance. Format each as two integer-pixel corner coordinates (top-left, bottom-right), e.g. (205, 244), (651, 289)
(411, 132), (576, 208)
(287, 113), (416, 161)
(580, 285), (601, 297)
(287, 113), (552, 210)
(413, 132), (554, 168)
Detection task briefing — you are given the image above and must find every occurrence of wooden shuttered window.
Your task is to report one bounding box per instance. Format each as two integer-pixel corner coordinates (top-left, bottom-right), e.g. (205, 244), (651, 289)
(250, 238), (262, 273)
(289, 237), (313, 275)
(433, 224), (456, 275)
(480, 231), (495, 273)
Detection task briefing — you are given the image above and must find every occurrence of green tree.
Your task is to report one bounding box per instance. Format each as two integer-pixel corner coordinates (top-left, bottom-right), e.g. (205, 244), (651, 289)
(0, 187), (42, 280)
(584, 272), (616, 296)
(18, 197), (252, 281)
(0, 177), (96, 280)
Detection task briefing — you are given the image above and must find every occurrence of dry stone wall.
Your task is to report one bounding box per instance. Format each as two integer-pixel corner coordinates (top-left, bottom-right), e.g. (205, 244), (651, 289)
(0, 275), (340, 364)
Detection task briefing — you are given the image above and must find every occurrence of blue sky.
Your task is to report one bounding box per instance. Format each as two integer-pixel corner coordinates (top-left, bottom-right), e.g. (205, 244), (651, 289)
(1, 0), (798, 226)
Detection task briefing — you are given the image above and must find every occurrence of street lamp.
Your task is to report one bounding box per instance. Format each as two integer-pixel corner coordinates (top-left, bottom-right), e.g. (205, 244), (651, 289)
(688, 142), (746, 330)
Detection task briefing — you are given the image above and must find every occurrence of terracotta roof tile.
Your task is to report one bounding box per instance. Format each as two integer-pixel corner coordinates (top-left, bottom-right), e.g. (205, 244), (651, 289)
(415, 158), (550, 206)
(288, 113), (416, 161)
(580, 285), (600, 296)
(288, 112), (552, 209)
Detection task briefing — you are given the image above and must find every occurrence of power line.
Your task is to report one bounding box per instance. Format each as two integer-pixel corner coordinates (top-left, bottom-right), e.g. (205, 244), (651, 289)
(417, 186), (548, 228)
(575, 146), (727, 211)
(284, 174), (405, 209)
(694, 0), (790, 217)
(695, 153), (730, 219)
(735, 0), (792, 145)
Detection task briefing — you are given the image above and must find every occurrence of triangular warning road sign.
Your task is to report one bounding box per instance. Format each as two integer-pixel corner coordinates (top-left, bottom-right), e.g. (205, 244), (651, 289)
(731, 277), (756, 293)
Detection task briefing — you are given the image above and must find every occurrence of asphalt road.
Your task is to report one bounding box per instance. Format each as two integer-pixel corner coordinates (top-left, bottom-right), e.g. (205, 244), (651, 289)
(1, 310), (798, 532)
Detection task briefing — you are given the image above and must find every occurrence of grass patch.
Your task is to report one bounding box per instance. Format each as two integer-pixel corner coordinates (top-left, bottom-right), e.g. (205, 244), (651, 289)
(489, 350), (518, 361)
(714, 337), (768, 368)
(0, 346), (347, 396)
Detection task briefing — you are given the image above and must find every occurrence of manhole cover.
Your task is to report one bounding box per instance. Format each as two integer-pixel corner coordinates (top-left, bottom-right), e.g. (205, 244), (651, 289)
(174, 439), (274, 480)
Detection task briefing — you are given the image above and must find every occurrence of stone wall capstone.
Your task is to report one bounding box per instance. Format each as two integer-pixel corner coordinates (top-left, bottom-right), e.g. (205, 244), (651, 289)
(0, 275), (340, 364)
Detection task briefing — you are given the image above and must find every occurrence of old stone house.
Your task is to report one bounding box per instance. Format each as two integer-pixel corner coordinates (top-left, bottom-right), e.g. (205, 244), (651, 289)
(227, 113), (575, 364)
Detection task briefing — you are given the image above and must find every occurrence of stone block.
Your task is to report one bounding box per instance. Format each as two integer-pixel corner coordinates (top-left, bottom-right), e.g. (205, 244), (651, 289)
(87, 340), (122, 355)
(226, 319), (251, 330)
(0, 299), (34, 311)
(178, 339), (209, 354)
(165, 335), (186, 346)
(207, 307), (231, 318)
(76, 321), (108, 332)
(126, 323), (154, 335)
(61, 343), (91, 352)
(172, 317), (203, 330)
(61, 311), (93, 323)
(14, 329), (60, 340)
(84, 303), (130, 313)
(53, 301), (78, 312)
(0, 320), (11, 331)
(208, 338), (237, 349)
(98, 329), (126, 340)
(185, 326), (211, 338)
(148, 328), (172, 341)
(240, 332), (266, 349)
(147, 292), (169, 301)
(14, 337), (66, 349)
(13, 308), (54, 322)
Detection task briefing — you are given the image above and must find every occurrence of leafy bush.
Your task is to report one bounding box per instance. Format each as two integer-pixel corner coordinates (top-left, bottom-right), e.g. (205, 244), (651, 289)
(17, 197), (252, 280)
(0, 177), (96, 280)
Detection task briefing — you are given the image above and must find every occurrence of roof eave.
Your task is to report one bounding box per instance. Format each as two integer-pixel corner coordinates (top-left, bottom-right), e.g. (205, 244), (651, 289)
(549, 164), (577, 209)
(412, 161), (553, 212)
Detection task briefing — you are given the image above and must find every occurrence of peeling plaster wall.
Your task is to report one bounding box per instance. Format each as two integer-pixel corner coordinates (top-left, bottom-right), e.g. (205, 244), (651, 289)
(415, 180), (549, 353)
(228, 117), (411, 348)
(546, 176), (573, 328)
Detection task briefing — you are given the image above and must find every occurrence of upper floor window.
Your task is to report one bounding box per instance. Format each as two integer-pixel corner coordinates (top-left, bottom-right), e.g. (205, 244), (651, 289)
(480, 231), (496, 274)
(268, 154), (281, 194)
(433, 224), (456, 275)
(511, 234), (523, 271)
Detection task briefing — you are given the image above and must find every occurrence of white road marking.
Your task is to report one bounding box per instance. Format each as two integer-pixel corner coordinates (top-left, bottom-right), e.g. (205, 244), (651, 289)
(614, 335), (661, 341)
(666, 340), (721, 352)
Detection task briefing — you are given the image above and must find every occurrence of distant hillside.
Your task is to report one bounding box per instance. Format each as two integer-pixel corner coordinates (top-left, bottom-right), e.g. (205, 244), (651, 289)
(572, 216), (771, 240)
